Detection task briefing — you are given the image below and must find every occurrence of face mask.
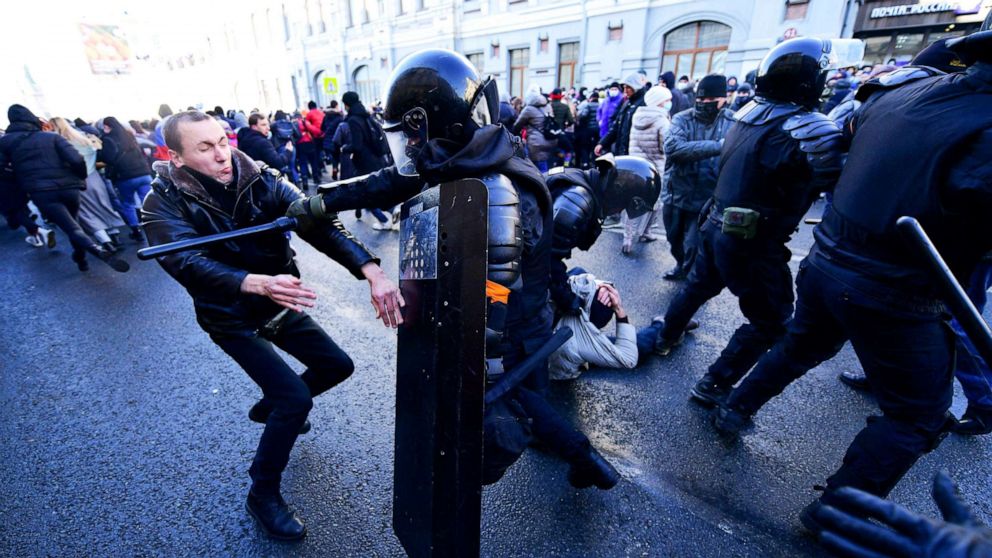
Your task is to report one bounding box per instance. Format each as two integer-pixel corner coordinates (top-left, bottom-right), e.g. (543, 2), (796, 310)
(661, 101), (673, 112)
(695, 100), (720, 123)
(608, 88), (620, 97)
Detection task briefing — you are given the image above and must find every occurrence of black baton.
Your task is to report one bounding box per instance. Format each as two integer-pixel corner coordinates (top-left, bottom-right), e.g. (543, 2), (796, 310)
(137, 216), (298, 260)
(897, 216), (992, 367)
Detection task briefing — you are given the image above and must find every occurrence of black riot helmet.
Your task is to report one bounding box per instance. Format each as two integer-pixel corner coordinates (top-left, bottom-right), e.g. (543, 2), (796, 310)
(381, 48), (499, 176)
(755, 37), (864, 109)
(594, 154), (661, 219)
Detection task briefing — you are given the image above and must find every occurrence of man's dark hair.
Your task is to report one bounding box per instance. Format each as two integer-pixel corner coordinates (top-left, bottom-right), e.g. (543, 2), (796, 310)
(163, 110), (214, 153)
(248, 113), (267, 127)
(329, 100), (339, 109)
(307, 100), (317, 109)
(214, 105), (225, 115)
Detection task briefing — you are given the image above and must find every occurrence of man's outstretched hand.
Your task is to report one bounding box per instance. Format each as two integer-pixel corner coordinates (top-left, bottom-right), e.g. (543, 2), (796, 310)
(241, 274), (317, 312)
(362, 263), (405, 328)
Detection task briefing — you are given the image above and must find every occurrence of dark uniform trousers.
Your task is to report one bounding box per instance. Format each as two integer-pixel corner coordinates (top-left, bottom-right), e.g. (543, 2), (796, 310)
(211, 311), (354, 495)
(660, 213), (794, 386)
(727, 258), (954, 498)
(661, 204), (701, 276)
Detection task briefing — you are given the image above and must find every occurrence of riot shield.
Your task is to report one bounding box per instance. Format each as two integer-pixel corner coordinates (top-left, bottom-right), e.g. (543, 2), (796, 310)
(393, 179), (488, 558)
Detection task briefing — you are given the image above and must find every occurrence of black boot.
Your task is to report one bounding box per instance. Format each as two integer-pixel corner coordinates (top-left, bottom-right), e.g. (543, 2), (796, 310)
(128, 226), (145, 242)
(567, 446), (620, 490)
(690, 374), (730, 407)
(248, 399), (311, 434)
(245, 490), (307, 541)
(90, 244), (130, 272)
(954, 405), (992, 436)
(71, 250), (89, 272)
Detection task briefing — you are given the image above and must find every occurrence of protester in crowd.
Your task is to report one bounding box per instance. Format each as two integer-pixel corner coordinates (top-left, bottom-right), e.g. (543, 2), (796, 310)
(50, 117), (125, 252)
(731, 83), (753, 111)
(660, 74), (734, 280)
(301, 101), (325, 185)
(1, 105), (128, 272)
(237, 114), (293, 172)
(548, 88), (575, 167)
(336, 91), (395, 230)
(513, 91), (556, 173)
(595, 73), (649, 157)
(152, 104), (173, 161)
(270, 110), (300, 184)
(574, 91), (600, 169)
(0, 128), (53, 248)
(596, 82), (623, 140)
(498, 92), (516, 129)
(659, 71), (692, 116)
(321, 101), (344, 180)
(100, 115), (153, 242)
(622, 84), (672, 254)
(550, 273), (638, 380)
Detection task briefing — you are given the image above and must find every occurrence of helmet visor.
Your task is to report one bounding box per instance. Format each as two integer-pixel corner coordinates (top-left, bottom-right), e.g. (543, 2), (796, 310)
(384, 107), (428, 177)
(823, 39), (865, 70)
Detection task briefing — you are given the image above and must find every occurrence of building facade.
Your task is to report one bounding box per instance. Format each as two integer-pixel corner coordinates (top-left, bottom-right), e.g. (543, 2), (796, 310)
(223, 0), (991, 114)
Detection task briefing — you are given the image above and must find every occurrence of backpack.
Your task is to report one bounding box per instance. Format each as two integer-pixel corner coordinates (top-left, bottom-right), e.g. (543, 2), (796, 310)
(540, 114), (563, 141)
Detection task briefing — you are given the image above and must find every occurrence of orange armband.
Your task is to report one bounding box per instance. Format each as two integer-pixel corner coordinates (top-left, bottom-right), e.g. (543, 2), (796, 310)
(486, 280), (511, 305)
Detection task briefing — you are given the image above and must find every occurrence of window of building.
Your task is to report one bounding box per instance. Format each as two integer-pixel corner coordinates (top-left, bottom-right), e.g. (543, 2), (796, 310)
(784, 0), (809, 21)
(491, 44), (500, 58)
(466, 52), (485, 74)
(539, 37), (549, 53)
(557, 42), (579, 89)
(354, 65), (379, 103)
(509, 47), (530, 99)
(661, 21), (732, 80)
(608, 23), (623, 42)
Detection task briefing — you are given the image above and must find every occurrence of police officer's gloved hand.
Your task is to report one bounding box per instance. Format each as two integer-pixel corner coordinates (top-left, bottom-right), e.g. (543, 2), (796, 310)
(285, 196), (327, 233)
(814, 471), (992, 558)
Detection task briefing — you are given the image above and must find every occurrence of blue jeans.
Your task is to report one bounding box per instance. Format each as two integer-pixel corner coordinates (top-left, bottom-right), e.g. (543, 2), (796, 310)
(951, 259), (992, 410)
(727, 258), (954, 499)
(114, 174), (152, 227)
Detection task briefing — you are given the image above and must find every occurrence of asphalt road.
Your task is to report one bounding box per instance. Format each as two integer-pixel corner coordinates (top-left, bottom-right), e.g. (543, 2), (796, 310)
(2, 199), (990, 557)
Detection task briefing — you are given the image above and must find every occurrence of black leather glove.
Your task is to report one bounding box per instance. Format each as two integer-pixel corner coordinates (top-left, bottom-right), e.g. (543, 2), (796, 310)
(285, 196), (327, 233)
(815, 471), (992, 558)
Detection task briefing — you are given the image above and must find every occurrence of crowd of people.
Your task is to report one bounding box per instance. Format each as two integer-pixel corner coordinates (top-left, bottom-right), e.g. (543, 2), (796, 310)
(3, 26), (992, 555)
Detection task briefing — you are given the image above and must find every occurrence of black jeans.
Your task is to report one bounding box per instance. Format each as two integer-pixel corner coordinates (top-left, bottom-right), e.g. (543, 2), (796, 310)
(31, 189), (94, 254)
(726, 259), (953, 499)
(660, 218), (794, 386)
(296, 142), (323, 183)
(661, 204), (701, 275)
(211, 312), (354, 495)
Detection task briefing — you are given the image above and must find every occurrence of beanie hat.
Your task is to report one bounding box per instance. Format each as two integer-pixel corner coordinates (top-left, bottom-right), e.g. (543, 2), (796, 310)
(643, 85), (673, 108)
(696, 74), (728, 98)
(622, 73), (642, 90)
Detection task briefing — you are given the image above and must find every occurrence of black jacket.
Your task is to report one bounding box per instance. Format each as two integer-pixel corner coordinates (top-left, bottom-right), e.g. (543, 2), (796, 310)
(101, 117), (152, 181)
(318, 124), (555, 354)
(321, 111), (344, 150)
(141, 148), (377, 334)
(237, 127), (290, 170)
(664, 107), (735, 212)
(599, 86), (648, 155)
(340, 104), (389, 175)
(0, 105), (86, 193)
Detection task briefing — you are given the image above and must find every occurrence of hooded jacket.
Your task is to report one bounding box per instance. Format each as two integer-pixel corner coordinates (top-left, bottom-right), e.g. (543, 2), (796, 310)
(664, 107), (735, 212)
(0, 104), (86, 193)
(629, 105), (671, 175)
(512, 93), (556, 162)
(101, 116), (152, 181)
(549, 272), (638, 380)
(340, 102), (389, 175)
(317, 124), (555, 353)
(599, 86), (648, 155)
(141, 148), (377, 334)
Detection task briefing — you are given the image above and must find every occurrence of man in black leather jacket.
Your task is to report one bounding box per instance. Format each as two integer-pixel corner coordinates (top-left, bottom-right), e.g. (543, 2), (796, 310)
(141, 111), (403, 541)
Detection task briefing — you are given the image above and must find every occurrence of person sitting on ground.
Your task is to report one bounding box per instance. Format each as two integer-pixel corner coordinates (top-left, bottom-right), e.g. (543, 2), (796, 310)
(550, 272), (638, 380)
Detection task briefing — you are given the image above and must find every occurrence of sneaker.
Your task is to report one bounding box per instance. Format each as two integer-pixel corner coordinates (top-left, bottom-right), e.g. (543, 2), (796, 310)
(25, 234), (44, 247)
(38, 227), (56, 249)
(690, 374), (730, 407)
(711, 404), (751, 436)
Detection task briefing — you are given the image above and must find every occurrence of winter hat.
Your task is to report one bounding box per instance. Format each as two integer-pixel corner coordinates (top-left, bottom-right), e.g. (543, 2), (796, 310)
(696, 74), (728, 99)
(622, 73), (642, 90)
(643, 85), (672, 108)
(549, 88), (563, 100)
(913, 38), (974, 72)
(736, 83), (753, 95)
(659, 71), (676, 90)
(342, 91), (361, 108)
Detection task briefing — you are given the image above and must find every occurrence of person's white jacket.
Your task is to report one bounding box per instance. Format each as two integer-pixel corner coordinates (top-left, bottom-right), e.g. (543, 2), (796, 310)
(549, 273), (639, 380)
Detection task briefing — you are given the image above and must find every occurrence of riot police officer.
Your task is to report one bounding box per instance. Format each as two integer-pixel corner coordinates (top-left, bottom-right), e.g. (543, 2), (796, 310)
(288, 49), (619, 489)
(712, 31), (992, 534)
(644, 37), (858, 408)
(547, 155), (660, 316)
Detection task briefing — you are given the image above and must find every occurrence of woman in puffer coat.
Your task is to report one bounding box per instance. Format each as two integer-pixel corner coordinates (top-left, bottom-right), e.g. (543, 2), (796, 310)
(512, 92), (555, 172)
(621, 85), (672, 254)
